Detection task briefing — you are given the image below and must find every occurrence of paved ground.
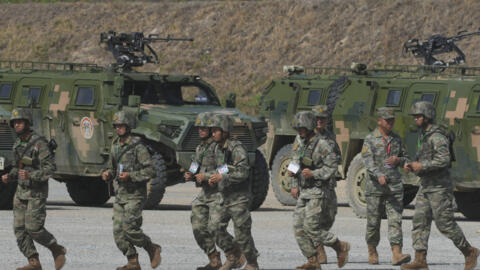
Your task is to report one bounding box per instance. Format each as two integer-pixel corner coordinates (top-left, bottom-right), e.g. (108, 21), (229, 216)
(0, 180), (479, 270)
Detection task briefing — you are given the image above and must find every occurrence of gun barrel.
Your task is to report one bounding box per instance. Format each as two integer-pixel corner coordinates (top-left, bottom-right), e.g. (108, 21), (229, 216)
(149, 37), (194, 42)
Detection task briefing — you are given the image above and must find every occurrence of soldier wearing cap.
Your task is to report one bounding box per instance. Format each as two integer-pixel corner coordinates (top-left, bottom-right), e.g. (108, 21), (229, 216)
(361, 107), (411, 266)
(185, 112), (227, 270)
(401, 101), (479, 270)
(1, 108), (66, 270)
(207, 113), (258, 270)
(101, 110), (161, 270)
(288, 111), (350, 270)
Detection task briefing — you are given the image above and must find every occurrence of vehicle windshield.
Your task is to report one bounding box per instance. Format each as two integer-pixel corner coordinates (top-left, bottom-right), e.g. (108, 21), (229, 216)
(122, 81), (220, 106)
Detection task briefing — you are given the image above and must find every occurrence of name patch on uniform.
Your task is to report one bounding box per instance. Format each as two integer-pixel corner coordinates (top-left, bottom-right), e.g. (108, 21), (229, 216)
(189, 161), (199, 174)
(217, 164), (229, 175)
(287, 161), (300, 174)
(0, 156), (4, 170)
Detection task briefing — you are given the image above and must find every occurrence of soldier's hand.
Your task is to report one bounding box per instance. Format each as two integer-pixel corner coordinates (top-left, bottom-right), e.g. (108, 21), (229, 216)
(1, 174), (8, 184)
(301, 168), (313, 179)
(118, 172), (130, 182)
(287, 171), (294, 177)
(184, 172), (193, 181)
(378, 176), (387, 185)
(410, 162), (423, 173)
(291, 187), (299, 199)
(208, 174), (222, 187)
(102, 171), (111, 181)
(19, 169), (30, 180)
(403, 163), (412, 173)
(195, 173), (206, 183)
(385, 156), (400, 166)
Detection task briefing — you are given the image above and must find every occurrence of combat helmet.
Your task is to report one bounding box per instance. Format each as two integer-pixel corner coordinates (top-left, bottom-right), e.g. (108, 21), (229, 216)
(210, 113), (233, 133)
(112, 110), (137, 129)
(312, 105), (329, 118)
(10, 108), (33, 128)
(194, 112), (215, 127)
(291, 111), (316, 131)
(410, 101), (436, 119)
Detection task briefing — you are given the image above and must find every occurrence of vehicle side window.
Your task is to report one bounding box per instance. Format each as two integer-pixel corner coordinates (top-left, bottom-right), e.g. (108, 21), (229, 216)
(386, 89), (401, 106)
(28, 87), (41, 104)
(0, 83), (12, 99)
(181, 86), (209, 105)
(307, 90), (321, 106)
(75, 87), (94, 106)
(421, 93), (435, 103)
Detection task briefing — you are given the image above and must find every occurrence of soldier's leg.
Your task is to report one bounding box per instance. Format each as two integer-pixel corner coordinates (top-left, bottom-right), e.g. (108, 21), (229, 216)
(385, 192), (404, 247)
(113, 202), (135, 256)
(25, 198), (56, 247)
(229, 201), (259, 262)
(293, 198), (316, 258)
(210, 199), (234, 253)
(13, 196), (37, 258)
(304, 197), (338, 247)
(411, 189), (433, 251)
(123, 199), (153, 250)
(191, 196), (216, 255)
(429, 190), (469, 250)
(365, 195), (383, 247)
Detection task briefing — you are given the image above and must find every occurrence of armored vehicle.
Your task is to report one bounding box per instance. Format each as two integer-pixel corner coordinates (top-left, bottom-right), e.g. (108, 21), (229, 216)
(259, 32), (480, 220)
(0, 31), (269, 210)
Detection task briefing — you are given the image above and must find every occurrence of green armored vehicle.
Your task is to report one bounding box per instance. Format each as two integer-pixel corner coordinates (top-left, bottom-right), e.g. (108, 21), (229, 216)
(259, 32), (480, 220)
(0, 31), (269, 210)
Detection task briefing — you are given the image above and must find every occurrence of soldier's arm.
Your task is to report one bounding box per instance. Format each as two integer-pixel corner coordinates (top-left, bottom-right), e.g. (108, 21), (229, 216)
(29, 141), (55, 182)
(419, 133), (450, 172)
(129, 144), (156, 182)
(8, 149), (19, 180)
(100, 146), (115, 180)
(398, 138), (411, 166)
(311, 140), (339, 181)
(361, 138), (385, 179)
(290, 148), (300, 188)
(218, 144), (249, 189)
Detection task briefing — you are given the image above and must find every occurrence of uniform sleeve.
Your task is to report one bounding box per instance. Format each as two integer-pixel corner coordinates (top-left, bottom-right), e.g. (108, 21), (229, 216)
(100, 145), (115, 180)
(129, 144), (156, 182)
(397, 138), (410, 166)
(30, 141), (56, 183)
(290, 144), (301, 188)
(311, 140), (339, 181)
(361, 137), (385, 179)
(218, 144), (250, 190)
(8, 147), (19, 180)
(419, 133), (450, 173)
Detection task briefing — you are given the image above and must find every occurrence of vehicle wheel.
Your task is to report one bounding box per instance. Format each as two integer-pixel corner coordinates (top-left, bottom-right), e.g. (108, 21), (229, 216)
(271, 144), (297, 206)
(454, 190), (480, 220)
(66, 177), (110, 206)
(403, 185), (418, 207)
(250, 150), (270, 211)
(346, 154), (367, 218)
(144, 152), (167, 209)
(0, 181), (17, 209)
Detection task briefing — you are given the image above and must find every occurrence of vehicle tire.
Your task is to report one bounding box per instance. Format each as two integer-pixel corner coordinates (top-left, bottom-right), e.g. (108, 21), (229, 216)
(346, 154), (368, 218)
(66, 177), (110, 206)
(249, 150), (270, 211)
(403, 185), (418, 207)
(454, 190), (480, 220)
(0, 181), (17, 209)
(271, 144), (297, 206)
(144, 152), (167, 209)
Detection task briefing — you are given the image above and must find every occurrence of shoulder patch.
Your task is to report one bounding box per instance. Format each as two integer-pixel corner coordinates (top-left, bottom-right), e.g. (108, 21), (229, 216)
(362, 145), (368, 153)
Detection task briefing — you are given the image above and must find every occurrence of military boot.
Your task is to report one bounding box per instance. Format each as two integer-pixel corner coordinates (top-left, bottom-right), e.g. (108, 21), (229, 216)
(460, 245), (479, 270)
(368, 245), (379, 264)
(16, 255), (42, 270)
(391, 245), (411, 265)
(48, 243), (66, 270)
(295, 256), (321, 270)
(316, 245), (327, 264)
(144, 241), (161, 268)
(242, 257), (260, 270)
(331, 240), (350, 268)
(400, 250), (428, 270)
(117, 254), (141, 270)
(219, 244), (245, 270)
(197, 251), (222, 270)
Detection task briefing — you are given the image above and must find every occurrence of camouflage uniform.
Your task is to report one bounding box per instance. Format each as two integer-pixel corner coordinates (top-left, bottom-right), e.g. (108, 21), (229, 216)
(189, 112), (221, 256)
(361, 107), (409, 248)
(208, 113), (259, 266)
(290, 111), (341, 258)
(103, 111), (158, 259)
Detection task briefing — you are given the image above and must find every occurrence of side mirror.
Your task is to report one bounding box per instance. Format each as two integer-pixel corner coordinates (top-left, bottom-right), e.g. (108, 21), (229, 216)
(128, 95), (141, 107)
(225, 93), (236, 108)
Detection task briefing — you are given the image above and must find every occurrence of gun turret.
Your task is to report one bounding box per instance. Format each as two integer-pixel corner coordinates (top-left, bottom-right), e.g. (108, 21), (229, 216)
(403, 29), (480, 67)
(100, 30), (193, 70)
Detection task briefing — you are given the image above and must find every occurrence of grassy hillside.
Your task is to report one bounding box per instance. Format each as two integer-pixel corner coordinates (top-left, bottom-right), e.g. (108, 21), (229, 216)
(1, 0), (480, 114)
